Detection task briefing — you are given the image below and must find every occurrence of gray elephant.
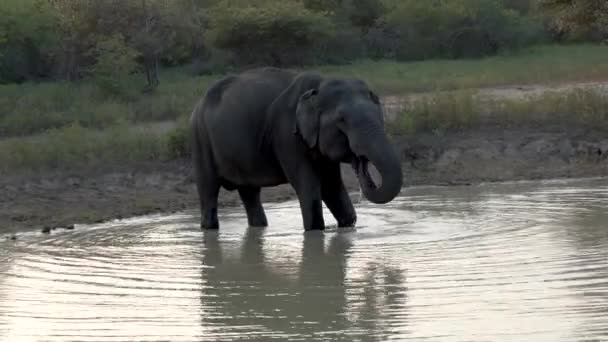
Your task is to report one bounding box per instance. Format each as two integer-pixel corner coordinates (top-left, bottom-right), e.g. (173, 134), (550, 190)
(190, 67), (402, 231)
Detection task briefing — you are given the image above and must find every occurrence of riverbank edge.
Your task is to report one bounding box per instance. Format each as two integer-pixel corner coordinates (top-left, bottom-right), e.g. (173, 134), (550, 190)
(2, 126), (608, 237)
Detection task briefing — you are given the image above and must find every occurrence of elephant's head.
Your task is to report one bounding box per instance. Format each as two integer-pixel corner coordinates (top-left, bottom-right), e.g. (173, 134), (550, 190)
(280, 72), (403, 204)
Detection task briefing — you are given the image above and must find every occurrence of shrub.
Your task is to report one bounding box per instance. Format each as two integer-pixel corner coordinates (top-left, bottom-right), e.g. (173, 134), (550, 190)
(166, 116), (191, 159)
(208, 1), (335, 66)
(313, 24), (365, 65)
(0, 122), (168, 172)
(0, 0), (59, 83)
(387, 87), (608, 135)
(389, 91), (478, 134)
(381, 0), (545, 60)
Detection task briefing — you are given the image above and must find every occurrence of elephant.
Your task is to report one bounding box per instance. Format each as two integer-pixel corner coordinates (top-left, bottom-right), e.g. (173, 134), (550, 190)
(189, 67), (403, 231)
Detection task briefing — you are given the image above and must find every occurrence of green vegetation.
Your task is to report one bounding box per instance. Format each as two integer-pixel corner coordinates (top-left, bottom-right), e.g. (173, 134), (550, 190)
(1, 0), (607, 174)
(2, 0), (591, 85)
(2, 44), (607, 138)
(389, 87), (608, 135)
(538, 0), (608, 41)
(0, 72), (215, 136)
(0, 123), (169, 173)
(3, 82), (608, 174)
(320, 44), (608, 93)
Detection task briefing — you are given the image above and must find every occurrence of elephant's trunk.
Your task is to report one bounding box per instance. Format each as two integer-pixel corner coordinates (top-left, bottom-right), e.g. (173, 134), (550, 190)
(351, 132), (403, 204)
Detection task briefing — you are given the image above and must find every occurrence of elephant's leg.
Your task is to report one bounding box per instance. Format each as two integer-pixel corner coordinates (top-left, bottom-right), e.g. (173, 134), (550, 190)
(193, 132), (220, 230)
(197, 178), (220, 230)
(296, 185), (325, 231)
(321, 164), (357, 228)
(238, 187), (268, 227)
(289, 167), (325, 231)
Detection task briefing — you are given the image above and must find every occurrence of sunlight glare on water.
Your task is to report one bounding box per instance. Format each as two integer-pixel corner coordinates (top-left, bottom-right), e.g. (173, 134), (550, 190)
(1, 178), (608, 341)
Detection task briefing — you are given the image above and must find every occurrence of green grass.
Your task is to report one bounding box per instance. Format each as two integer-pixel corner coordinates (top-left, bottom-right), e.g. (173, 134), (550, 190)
(1, 43), (608, 173)
(388, 87), (608, 135)
(0, 72), (214, 137)
(3, 87), (607, 174)
(318, 44), (608, 94)
(0, 123), (170, 173)
(2, 44), (608, 138)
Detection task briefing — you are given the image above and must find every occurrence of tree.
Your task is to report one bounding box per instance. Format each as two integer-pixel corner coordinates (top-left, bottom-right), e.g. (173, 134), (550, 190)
(537, 0), (608, 41)
(0, 0), (59, 82)
(209, 1), (334, 66)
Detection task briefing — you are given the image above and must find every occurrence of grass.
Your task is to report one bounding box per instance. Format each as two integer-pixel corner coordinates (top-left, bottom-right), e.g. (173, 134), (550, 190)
(0, 73), (214, 137)
(0, 123), (171, 173)
(318, 44), (608, 94)
(1, 43), (608, 173)
(388, 87), (608, 135)
(2, 87), (607, 174)
(1, 44), (608, 138)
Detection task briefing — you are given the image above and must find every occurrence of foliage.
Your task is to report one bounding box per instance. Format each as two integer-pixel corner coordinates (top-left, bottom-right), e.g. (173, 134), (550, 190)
(319, 44), (608, 93)
(537, 0), (608, 41)
(166, 116), (192, 159)
(305, 0), (386, 30)
(0, 0), (59, 83)
(381, 0), (545, 60)
(89, 33), (140, 97)
(2, 44), (608, 138)
(0, 122), (168, 173)
(387, 87), (608, 134)
(390, 91), (478, 134)
(208, 1), (335, 66)
(1, 0), (591, 85)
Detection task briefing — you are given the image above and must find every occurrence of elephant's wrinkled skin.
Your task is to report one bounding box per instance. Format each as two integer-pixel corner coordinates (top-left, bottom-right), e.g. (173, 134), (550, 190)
(190, 67), (402, 231)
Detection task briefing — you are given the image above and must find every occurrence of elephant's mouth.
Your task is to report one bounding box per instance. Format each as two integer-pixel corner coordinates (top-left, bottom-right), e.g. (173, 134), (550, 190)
(351, 156), (379, 190)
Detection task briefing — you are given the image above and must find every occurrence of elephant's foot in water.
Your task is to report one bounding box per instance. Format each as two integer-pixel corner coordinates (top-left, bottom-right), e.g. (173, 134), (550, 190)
(201, 207), (219, 230)
(321, 171), (357, 228)
(238, 187), (268, 228)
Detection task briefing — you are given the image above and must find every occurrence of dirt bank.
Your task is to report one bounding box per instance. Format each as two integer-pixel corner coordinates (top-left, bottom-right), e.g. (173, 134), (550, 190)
(2, 125), (607, 237)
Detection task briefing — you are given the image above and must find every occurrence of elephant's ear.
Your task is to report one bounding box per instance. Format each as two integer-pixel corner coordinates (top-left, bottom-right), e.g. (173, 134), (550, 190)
(268, 72), (322, 148)
(295, 89), (320, 149)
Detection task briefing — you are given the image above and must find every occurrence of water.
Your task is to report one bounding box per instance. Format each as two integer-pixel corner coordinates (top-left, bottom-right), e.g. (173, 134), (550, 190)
(1, 178), (607, 342)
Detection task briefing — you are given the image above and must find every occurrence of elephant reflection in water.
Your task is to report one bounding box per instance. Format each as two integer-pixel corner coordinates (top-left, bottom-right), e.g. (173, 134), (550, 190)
(199, 228), (407, 341)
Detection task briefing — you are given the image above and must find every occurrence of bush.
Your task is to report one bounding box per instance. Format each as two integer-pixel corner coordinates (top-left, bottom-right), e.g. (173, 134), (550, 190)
(313, 24), (365, 65)
(166, 117), (191, 159)
(387, 87), (608, 135)
(0, 122), (168, 172)
(389, 91), (478, 134)
(381, 0), (545, 60)
(0, 0), (59, 83)
(0, 82), (129, 136)
(208, 1), (335, 66)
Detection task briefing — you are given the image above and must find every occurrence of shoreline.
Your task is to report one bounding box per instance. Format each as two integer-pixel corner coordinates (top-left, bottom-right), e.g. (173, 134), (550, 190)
(2, 126), (607, 237)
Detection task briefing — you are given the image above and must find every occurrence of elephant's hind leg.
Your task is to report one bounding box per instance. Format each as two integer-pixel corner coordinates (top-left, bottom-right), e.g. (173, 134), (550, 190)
(197, 178), (220, 230)
(238, 187), (268, 227)
(192, 128), (220, 230)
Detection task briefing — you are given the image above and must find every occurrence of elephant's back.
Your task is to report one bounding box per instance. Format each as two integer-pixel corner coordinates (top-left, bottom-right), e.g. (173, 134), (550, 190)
(203, 68), (294, 122)
(200, 68), (296, 185)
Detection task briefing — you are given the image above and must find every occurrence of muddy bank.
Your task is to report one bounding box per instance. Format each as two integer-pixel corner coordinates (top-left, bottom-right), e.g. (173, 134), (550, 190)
(2, 126), (607, 236)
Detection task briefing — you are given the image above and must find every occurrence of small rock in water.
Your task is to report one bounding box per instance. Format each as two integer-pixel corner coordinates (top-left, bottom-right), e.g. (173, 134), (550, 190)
(9, 234), (17, 241)
(66, 224), (75, 230)
(41, 226), (52, 234)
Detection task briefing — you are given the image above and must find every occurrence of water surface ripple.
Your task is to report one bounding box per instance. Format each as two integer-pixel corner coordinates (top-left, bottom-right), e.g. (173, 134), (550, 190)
(1, 178), (607, 341)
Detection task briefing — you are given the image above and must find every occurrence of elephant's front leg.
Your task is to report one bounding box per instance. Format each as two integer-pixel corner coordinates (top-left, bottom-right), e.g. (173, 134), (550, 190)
(321, 163), (356, 228)
(287, 165), (325, 231)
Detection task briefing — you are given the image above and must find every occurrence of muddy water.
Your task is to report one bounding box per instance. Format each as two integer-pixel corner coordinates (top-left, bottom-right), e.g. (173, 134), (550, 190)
(1, 178), (607, 341)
